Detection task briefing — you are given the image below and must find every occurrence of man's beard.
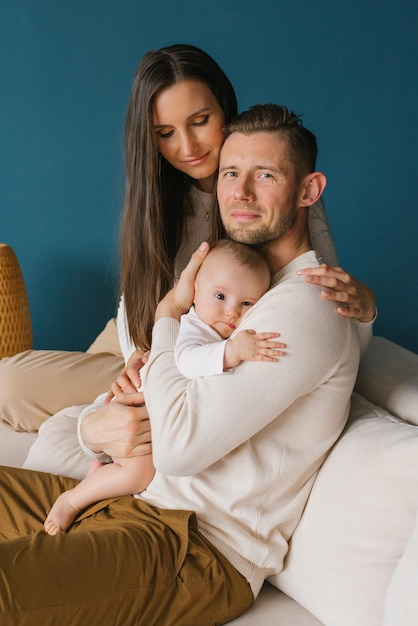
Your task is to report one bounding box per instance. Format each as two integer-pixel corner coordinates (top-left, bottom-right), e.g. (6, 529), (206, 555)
(224, 205), (297, 247)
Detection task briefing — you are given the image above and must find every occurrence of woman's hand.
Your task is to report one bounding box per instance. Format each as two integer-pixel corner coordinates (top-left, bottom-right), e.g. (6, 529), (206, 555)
(104, 350), (148, 404)
(297, 264), (376, 322)
(155, 242), (210, 322)
(81, 392), (152, 459)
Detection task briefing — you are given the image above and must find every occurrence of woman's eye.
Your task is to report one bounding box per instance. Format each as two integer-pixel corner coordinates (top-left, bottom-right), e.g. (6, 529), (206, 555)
(157, 129), (174, 139)
(215, 293), (225, 300)
(192, 115), (209, 127)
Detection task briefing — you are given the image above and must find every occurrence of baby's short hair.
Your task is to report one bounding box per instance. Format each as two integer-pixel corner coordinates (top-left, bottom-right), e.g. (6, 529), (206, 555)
(209, 239), (270, 285)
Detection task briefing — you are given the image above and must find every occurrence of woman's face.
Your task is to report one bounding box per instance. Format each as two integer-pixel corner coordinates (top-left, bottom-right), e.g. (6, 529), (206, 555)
(153, 79), (225, 192)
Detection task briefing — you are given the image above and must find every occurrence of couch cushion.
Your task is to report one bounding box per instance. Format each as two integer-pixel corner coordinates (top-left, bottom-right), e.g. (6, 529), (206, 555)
(383, 508), (418, 625)
(355, 336), (418, 425)
(228, 583), (323, 625)
(272, 392), (418, 626)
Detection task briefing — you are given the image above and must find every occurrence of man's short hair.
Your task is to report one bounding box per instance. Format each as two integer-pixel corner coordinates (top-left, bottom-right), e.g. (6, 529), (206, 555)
(224, 104), (318, 181)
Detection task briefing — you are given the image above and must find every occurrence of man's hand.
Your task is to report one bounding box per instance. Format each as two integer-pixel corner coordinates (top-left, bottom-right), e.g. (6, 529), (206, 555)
(224, 330), (284, 369)
(81, 392), (152, 459)
(297, 264), (376, 322)
(155, 242), (210, 322)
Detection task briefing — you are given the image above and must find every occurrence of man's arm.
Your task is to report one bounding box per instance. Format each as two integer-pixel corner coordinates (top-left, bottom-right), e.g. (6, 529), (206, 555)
(142, 267), (360, 476)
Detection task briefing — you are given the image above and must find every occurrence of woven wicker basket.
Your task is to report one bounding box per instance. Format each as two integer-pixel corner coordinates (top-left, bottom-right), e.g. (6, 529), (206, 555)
(0, 244), (32, 358)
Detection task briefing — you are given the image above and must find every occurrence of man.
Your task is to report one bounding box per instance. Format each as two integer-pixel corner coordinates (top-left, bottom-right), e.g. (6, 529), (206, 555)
(0, 105), (362, 625)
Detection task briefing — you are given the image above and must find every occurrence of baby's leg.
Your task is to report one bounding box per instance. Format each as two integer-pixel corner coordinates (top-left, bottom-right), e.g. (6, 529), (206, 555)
(87, 460), (105, 476)
(44, 490), (80, 535)
(44, 455), (155, 536)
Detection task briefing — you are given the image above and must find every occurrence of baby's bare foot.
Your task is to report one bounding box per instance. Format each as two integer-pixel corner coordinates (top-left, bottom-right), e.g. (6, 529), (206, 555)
(44, 491), (80, 536)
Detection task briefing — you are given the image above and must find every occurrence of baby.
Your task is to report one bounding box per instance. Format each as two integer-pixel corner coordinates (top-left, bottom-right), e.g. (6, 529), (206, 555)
(44, 239), (283, 535)
(175, 238), (283, 377)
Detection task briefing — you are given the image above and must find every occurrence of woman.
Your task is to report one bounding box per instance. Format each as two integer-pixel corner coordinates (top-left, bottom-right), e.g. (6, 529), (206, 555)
(106, 43), (375, 401)
(2, 44), (375, 473)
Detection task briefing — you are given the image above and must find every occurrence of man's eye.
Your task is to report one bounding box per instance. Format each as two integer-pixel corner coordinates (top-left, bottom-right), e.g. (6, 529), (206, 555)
(260, 172), (272, 178)
(215, 293), (225, 300)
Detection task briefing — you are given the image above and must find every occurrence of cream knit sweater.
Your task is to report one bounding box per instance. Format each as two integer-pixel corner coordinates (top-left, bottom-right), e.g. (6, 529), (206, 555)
(140, 250), (361, 596)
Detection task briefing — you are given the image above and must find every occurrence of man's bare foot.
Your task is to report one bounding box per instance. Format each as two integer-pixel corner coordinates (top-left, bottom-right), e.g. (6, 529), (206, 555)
(44, 490), (80, 536)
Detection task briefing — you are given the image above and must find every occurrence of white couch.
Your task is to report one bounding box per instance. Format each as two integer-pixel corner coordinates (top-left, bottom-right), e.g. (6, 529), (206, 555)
(1, 336), (418, 625)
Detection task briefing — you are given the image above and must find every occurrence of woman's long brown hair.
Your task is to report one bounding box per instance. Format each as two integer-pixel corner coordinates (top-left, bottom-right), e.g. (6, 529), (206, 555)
(120, 44), (237, 350)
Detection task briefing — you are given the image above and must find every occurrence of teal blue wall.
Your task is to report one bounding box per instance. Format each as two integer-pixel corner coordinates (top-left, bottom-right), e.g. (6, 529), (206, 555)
(2, 1), (417, 353)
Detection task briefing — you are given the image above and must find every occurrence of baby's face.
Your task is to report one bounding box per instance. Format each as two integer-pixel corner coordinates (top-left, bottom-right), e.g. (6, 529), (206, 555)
(194, 251), (268, 339)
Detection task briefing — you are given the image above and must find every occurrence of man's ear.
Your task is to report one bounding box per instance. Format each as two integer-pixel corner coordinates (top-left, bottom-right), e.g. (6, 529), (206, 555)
(299, 172), (327, 207)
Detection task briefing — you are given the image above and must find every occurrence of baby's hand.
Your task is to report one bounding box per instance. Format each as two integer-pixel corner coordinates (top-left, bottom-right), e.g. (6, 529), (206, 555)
(224, 331), (285, 370)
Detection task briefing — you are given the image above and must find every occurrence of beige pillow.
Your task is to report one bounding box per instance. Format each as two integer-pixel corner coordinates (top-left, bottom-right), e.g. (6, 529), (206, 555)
(272, 392), (418, 626)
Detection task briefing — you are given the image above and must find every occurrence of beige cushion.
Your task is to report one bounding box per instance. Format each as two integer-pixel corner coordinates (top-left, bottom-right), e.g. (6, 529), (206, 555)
(273, 392), (418, 626)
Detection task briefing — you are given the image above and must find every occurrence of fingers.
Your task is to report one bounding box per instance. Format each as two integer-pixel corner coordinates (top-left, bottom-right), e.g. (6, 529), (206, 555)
(107, 368), (142, 401)
(104, 391), (114, 405)
(301, 267), (376, 322)
(297, 264), (369, 319)
(336, 305), (356, 318)
(320, 288), (352, 303)
(185, 241), (210, 276)
(126, 365), (142, 391)
(239, 330), (285, 361)
(297, 263), (345, 278)
(255, 338), (285, 361)
(156, 242), (210, 321)
(254, 333), (285, 349)
(254, 332), (282, 341)
(114, 390), (146, 407)
(298, 265), (353, 292)
(175, 242), (211, 302)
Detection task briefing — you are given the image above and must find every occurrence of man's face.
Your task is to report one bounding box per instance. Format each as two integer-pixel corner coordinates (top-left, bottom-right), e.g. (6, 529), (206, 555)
(217, 131), (299, 246)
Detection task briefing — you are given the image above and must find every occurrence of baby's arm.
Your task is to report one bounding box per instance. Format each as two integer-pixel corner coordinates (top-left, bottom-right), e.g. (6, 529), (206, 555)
(224, 330), (283, 370)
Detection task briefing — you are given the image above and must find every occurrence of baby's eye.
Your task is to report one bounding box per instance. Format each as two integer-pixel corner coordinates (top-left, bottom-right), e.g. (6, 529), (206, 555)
(241, 301), (254, 308)
(215, 293), (225, 300)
